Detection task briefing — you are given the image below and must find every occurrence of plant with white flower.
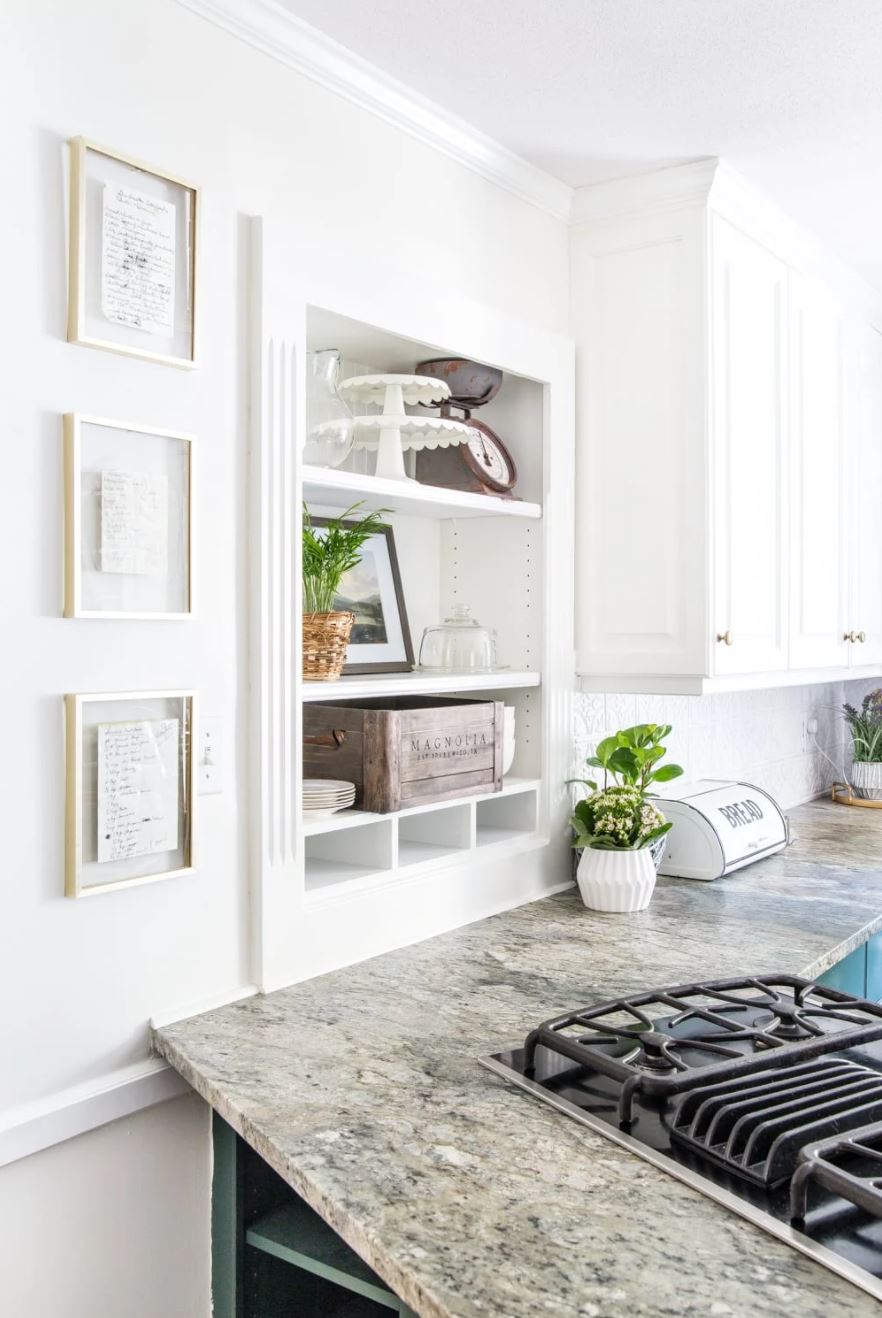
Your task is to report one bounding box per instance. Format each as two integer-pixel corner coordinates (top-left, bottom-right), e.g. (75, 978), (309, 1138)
(568, 722), (683, 853)
(571, 785), (672, 852)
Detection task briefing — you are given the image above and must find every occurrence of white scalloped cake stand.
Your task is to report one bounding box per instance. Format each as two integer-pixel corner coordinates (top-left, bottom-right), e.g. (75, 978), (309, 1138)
(335, 373), (474, 482)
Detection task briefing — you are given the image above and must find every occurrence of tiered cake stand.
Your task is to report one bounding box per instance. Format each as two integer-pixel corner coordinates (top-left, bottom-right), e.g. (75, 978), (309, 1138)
(337, 374), (474, 482)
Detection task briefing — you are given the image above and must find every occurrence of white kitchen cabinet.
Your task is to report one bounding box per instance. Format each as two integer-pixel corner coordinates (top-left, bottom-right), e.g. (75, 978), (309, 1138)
(849, 324), (882, 666)
(787, 274), (849, 671)
(573, 161), (882, 694)
(710, 216), (789, 677)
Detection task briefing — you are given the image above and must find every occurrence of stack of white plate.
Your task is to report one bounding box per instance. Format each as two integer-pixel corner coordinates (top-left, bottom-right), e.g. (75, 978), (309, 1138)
(302, 778), (356, 818)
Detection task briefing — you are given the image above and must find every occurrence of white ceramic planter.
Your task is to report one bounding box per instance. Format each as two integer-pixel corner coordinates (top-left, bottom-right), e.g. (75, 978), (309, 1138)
(576, 846), (657, 913)
(850, 761), (882, 801)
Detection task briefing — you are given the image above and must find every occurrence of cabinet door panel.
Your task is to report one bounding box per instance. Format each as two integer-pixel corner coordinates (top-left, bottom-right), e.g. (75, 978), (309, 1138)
(851, 325), (882, 665)
(573, 210), (708, 678)
(788, 277), (848, 670)
(711, 217), (788, 675)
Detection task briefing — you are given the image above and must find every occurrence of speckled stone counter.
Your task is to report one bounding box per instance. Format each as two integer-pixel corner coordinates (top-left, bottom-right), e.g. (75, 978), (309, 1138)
(154, 800), (882, 1318)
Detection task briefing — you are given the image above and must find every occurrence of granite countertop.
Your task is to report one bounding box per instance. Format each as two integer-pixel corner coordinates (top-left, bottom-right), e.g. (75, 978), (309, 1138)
(154, 800), (882, 1318)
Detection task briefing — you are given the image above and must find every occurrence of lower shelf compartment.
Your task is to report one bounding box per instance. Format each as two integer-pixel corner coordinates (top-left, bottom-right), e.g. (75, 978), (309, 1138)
(247, 1201), (403, 1312)
(305, 820), (394, 893)
(304, 783), (542, 897)
(476, 791), (538, 847)
(218, 1114), (416, 1318)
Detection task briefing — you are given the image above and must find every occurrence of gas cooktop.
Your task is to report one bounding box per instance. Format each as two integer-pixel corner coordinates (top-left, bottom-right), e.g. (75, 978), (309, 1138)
(482, 975), (882, 1304)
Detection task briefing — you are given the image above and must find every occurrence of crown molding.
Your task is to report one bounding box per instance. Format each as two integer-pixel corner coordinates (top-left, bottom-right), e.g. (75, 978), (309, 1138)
(569, 158), (721, 226)
(174, 0), (573, 221)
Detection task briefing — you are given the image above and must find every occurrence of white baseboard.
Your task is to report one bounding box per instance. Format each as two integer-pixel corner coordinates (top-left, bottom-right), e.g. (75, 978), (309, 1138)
(0, 986), (258, 1169)
(0, 1061), (190, 1169)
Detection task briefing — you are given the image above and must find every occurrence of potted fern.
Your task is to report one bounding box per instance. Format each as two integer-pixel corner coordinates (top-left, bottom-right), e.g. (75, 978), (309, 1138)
(302, 502), (390, 681)
(570, 724), (683, 912)
(843, 691), (882, 799)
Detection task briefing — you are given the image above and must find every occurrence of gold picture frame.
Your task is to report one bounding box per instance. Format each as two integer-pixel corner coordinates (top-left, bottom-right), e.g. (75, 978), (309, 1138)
(65, 690), (197, 898)
(63, 413), (195, 619)
(67, 137), (199, 367)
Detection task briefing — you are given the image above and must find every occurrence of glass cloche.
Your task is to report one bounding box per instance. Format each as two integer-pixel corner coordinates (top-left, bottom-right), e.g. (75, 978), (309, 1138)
(304, 348), (354, 468)
(418, 605), (498, 673)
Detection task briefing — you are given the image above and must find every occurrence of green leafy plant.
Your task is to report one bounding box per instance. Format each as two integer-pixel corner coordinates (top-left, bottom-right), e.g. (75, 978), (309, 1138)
(843, 691), (882, 763)
(302, 502), (390, 614)
(571, 786), (671, 851)
(569, 723), (683, 852)
(571, 723), (685, 795)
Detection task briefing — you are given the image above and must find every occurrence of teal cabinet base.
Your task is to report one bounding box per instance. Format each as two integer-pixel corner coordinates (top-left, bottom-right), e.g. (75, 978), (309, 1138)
(816, 932), (882, 1002)
(816, 942), (868, 997)
(212, 1114), (417, 1318)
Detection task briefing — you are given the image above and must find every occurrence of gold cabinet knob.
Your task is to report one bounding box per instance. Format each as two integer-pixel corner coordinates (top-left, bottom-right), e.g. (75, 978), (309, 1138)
(716, 630), (733, 646)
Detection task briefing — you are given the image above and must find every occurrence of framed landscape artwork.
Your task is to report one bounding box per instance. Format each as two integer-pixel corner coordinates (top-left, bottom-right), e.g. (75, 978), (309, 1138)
(312, 519), (414, 674)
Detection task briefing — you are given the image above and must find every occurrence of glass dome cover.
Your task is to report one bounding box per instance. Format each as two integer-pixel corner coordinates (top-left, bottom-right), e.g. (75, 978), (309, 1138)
(304, 348), (354, 468)
(418, 605), (498, 673)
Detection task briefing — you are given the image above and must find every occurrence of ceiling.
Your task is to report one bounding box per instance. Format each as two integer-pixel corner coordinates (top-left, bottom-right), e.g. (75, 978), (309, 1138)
(279, 0), (882, 289)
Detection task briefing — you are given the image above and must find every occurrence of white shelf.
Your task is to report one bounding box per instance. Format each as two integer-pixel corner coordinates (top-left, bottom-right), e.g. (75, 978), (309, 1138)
(302, 670), (540, 702)
(397, 840), (464, 867)
(476, 826), (534, 848)
(303, 465), (541, 521)
(301, 777), (540, 836)
(303, 858), (389, 893)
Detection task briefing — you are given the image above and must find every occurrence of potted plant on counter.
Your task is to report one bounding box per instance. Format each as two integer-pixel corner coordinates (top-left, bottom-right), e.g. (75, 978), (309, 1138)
(302, 502), (390, 681)
(843, 691), (882, 800)
(569, 724), (684, 912)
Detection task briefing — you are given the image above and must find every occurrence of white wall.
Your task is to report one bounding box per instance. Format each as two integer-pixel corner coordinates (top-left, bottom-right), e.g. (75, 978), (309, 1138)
(0, 1096), (210, 1318)
(0, 1), (569, 1313)
(574, 677), (881, 810)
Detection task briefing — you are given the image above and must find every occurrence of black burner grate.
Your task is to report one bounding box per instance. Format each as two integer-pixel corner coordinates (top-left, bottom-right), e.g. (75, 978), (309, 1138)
(523, 975), (882, 1125)
(791, 1119), (882, 1220)
(671, 1057), (882, 1185)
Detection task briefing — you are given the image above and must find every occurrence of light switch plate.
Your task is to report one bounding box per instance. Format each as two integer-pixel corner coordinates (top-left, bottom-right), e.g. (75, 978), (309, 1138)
(198, 717), (224, 795)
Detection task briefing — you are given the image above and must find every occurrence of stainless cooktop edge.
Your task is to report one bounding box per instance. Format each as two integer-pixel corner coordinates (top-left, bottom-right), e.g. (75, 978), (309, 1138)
(479, 1054), (882, 1306)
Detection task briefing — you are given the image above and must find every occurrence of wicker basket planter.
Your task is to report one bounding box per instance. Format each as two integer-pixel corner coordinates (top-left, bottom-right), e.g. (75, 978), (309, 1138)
(302, 611), (355, 682)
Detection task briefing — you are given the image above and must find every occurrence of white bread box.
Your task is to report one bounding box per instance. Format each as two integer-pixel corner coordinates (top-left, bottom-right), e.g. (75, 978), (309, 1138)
(651, 779), (788, 881)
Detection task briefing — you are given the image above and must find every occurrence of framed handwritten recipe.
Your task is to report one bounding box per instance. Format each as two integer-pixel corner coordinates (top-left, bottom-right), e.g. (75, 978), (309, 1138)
(65, 691), (196, 897)
(64, 414), (193, 618)
(67, 138), (198, 366)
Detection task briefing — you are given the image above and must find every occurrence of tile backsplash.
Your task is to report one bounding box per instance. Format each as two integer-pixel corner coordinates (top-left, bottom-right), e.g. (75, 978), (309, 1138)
(573, 678), (882, 810)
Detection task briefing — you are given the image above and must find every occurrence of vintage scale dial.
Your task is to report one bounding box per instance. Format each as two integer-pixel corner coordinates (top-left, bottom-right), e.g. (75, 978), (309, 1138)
(463, 423), (516, 492)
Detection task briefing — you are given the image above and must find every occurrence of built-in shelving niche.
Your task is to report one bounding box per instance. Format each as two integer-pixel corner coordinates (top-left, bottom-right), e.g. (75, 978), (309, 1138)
(301, 304), (550, 904)
(245, 228), (574, 991)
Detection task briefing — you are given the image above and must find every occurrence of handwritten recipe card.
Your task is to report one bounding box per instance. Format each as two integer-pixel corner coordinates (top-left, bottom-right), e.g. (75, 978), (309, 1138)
(101, 183), (176, 334)
(100, 470), (168, 577)
(97, 719), (179, 864)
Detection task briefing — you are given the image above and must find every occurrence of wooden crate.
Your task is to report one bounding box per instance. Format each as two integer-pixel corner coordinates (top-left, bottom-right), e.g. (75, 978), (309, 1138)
(303, 697), (503, 813)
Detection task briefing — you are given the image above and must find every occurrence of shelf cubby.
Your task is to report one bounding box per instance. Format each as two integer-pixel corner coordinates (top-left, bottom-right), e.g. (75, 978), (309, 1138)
(397, 803), (472, 867)
(303, 780), (542, 902)
(476, 790), (539, 848)
(304, 821), (394, 894)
